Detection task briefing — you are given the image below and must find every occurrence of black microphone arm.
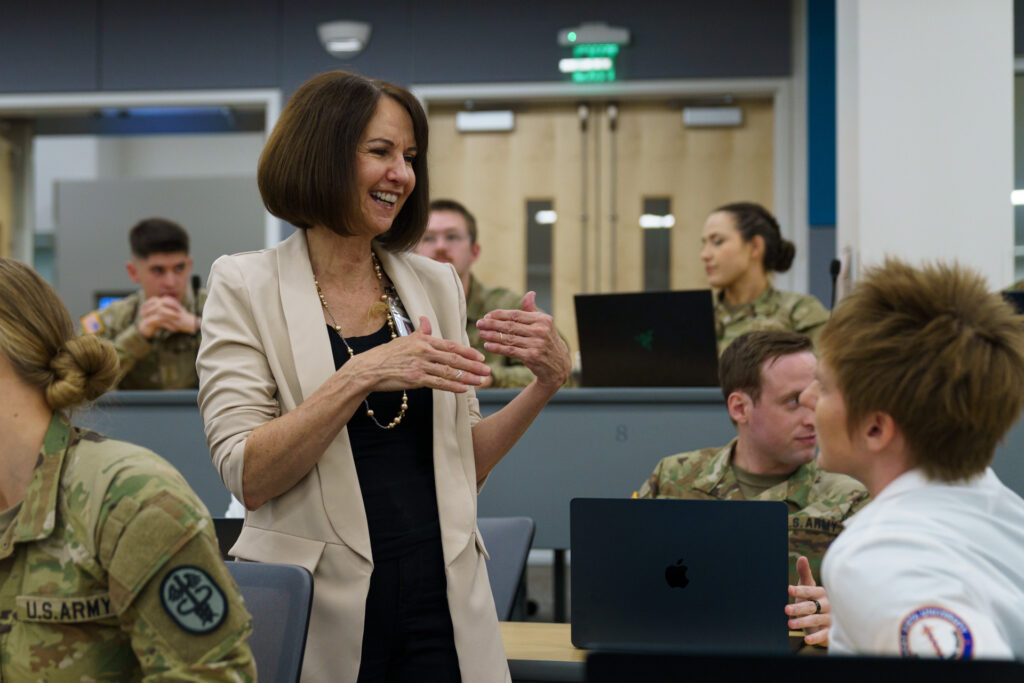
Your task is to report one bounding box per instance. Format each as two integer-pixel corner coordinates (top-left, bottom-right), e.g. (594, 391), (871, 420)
(192, 274), (201, 317)
(829, 259), (841, 310)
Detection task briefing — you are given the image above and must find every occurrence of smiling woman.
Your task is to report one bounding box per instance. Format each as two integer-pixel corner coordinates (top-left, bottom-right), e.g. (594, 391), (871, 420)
(197, 70), (570, 683)
(699, 202), (829, 355)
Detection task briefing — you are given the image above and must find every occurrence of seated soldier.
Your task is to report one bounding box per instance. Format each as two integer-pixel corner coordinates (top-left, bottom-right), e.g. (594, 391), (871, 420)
(0, 258), (254, 679)
(802, 258), (1024, 659)
(638, 330), (869, 646)
(415, 199), (563, 388)
(81, 217), (204, 389)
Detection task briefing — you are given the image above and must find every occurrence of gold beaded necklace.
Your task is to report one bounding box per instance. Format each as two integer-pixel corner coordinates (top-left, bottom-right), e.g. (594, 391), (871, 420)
(314, 252), (408, 430)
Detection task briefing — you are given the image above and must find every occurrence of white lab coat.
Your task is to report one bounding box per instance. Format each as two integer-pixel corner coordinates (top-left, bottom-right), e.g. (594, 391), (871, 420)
(824, 468), (1024, 659)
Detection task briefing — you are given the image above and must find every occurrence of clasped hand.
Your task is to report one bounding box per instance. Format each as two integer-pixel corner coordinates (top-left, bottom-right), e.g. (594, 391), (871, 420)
(347, 316), (492, 393)
(475, 291), (571, 389)
(139, 296), (199, 338)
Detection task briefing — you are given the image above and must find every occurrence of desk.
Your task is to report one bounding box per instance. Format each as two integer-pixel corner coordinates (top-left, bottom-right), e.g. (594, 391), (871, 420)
(500, 622), (809, 682)
(501, 622), (585, 682)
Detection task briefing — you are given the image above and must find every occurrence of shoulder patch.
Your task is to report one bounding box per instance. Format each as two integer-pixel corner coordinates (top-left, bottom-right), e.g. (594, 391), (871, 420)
(899, 605), (973, 659)
(81, 311), (104, 334)
(160, 565), (228, 634)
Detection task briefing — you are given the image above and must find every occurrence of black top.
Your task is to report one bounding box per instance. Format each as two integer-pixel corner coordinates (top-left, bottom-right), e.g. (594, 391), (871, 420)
(328, 324), (440, 561)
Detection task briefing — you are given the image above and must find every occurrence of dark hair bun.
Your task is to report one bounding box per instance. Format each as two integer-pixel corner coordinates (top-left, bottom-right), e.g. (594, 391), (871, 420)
(45, 335), (119, 411)
(770, 239), (796, 273)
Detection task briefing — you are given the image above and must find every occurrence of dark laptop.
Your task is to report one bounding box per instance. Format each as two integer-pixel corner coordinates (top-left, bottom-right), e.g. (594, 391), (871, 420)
(570, 498), (788, 655)
(573, 290), (719, 387)
(586, 651), (1024, 682)
(1002, 290), (1024, 314)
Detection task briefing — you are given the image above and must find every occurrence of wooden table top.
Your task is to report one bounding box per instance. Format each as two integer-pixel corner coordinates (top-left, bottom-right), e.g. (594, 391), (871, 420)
(501, 622), (586, 663)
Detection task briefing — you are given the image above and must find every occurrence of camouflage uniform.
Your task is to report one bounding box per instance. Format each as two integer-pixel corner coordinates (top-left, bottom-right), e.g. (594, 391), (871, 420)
(0, 415), (255, 681)
(81, 288), (207, 390)
(716, 287), (829, 355)
(466, 274), (536, 389)
(638, 439), (870, 586)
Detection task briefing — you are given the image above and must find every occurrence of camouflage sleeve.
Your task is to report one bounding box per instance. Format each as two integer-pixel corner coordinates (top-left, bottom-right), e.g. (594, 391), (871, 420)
(637, 459), (664, 498)
(791, 294), (830, 347)
(108, 324), (154, 380)
(488, 360), (536, 389)
(83, 302), (153, 381)
(97, 469), (255, 681)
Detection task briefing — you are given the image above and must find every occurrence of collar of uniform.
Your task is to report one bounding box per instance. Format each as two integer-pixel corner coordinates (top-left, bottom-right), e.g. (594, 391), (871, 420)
(695, 437), (818, 506)
(691, 439), (741, 495)
(3, 413), (69, 550)
(716, 286), (779, 322)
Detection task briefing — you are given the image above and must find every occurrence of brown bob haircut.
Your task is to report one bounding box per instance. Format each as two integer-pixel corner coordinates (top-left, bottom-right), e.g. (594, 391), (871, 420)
(258, 70), (430, 252)
(820, 258), (1024, 482)
(719, 330), (814, 404)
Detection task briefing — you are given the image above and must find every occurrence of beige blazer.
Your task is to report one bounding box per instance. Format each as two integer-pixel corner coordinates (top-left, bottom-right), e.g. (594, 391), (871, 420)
(197, 231), (510, 683)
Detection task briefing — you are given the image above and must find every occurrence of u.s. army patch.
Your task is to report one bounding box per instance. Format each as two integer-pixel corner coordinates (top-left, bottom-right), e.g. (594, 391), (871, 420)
(160, 565), (228, 634)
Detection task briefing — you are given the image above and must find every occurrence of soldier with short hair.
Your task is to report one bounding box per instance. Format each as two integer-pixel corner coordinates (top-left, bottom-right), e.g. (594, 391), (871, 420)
(638, 330), (868, 647)
(803, 259), (1024, 658)
(0, 258), (254, 680)
(81, 217), (205, 389)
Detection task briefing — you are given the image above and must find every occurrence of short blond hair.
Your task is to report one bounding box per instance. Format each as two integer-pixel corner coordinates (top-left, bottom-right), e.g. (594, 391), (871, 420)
(820, 258), (1024, 481)
(0, 258), (119, 411)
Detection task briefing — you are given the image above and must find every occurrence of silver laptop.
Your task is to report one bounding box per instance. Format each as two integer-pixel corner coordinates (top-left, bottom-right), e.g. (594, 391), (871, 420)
(570, 498), (789, 654)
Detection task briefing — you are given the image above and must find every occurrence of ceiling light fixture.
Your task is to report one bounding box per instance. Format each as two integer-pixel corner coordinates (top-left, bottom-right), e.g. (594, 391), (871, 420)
(317, 21), (372, 58)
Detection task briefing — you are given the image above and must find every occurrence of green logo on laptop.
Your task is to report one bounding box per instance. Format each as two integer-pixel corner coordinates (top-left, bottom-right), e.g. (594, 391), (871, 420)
(634, 330), (654, 351)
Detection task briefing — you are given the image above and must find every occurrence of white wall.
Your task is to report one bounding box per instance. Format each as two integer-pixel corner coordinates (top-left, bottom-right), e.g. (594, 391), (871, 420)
(837, 0), (1013, 289)
(34, 133), (263, 234)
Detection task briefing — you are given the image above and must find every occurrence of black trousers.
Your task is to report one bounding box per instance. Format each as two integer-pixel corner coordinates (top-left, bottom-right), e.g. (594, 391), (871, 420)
(356, 540), (462, 683)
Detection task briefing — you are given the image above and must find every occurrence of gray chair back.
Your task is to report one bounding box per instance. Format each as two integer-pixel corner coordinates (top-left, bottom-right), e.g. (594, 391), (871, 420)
(226, 561), (313, 683)
(477, 516), (535, 620)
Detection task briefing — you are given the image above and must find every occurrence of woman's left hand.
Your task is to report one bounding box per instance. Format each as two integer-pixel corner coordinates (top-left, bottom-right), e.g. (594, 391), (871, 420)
(476, 291), (571, 390)
(786, 555), (830, 646)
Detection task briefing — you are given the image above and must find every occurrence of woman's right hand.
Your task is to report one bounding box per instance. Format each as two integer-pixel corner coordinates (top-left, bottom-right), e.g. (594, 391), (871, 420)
(342, 316), (491, 394)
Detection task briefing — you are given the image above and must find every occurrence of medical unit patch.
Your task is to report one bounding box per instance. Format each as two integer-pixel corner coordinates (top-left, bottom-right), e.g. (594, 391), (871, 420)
(899, 605), (973, 659)
(160, 565), (228, 634)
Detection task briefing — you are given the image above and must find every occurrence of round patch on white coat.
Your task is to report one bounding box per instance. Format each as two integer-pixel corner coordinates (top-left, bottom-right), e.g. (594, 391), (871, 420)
(899, 605), (973, 659)
(160, 565), (228, 634)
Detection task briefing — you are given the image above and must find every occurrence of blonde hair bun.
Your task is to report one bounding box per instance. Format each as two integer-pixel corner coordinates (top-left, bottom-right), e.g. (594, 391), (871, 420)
(45, 335), (119, 411)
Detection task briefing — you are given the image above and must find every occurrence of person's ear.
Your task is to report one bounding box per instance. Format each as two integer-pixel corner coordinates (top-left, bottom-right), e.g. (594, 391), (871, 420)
(470, 241), (481, 263)
(186, 256), (194, 276)
(126, 260), (139, 283)
(727, 391), (753, 425)
(749, 234), (766, 262)
(861, 411), (897, 454)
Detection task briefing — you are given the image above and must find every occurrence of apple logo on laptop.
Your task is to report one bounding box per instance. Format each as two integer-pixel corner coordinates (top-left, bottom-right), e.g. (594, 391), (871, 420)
(665, 558), (689, 588)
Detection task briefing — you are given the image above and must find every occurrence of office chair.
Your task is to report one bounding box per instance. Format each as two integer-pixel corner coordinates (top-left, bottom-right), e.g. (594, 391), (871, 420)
(585, 651), (1024, 682)
(226, 562), (313, 683)
(212, 517), (244, 560)
(477, 516), (535, 621)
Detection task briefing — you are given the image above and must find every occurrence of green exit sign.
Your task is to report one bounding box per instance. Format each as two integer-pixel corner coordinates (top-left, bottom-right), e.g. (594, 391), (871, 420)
(560, 43), (620, 82)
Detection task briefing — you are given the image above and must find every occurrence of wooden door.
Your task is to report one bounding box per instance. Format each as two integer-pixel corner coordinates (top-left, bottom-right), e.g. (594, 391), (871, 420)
(427, 98), (775, 354)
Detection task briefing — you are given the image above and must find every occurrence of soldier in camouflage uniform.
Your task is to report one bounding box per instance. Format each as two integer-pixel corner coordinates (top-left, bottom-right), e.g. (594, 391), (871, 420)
(637, 331), (868, 647)
(701, 202), (829, 354)
(416, 199), (565, 388)
(0, 257), (254, 680)
(81, 217), (205, 390)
